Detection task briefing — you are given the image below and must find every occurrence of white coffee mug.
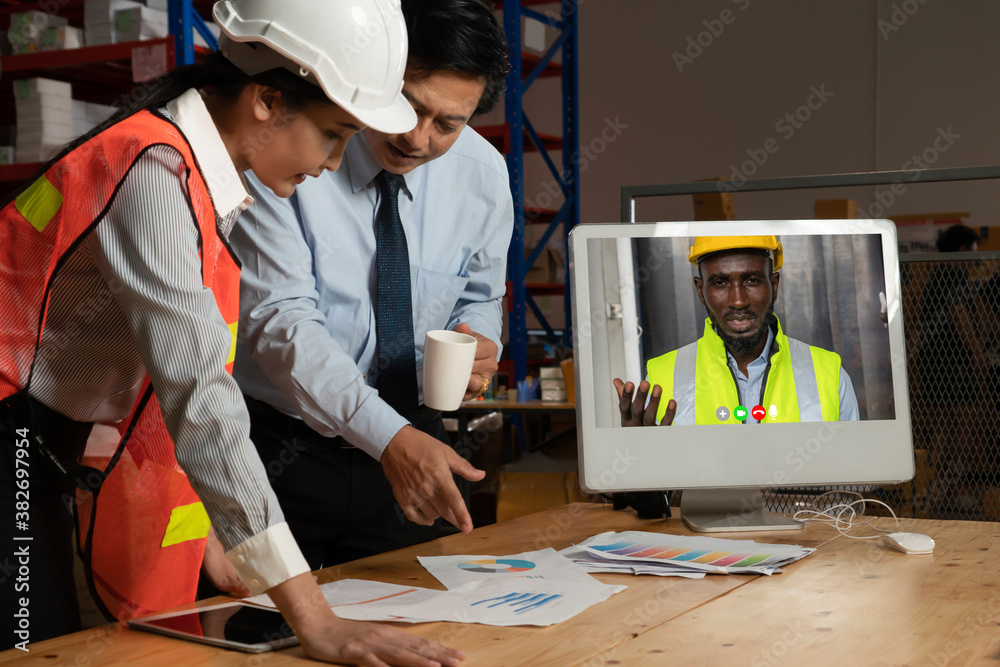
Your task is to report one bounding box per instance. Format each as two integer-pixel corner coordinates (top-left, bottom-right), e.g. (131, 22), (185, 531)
(422, 330), (478, 411)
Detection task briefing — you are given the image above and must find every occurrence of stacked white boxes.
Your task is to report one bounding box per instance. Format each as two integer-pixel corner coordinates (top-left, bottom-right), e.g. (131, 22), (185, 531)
(9, 11), (69, 54)
(72, 101), (117, 138)
(539, 366), (567, 402)
(0, 126), (14, 166)
(115, 6), (221, 45)
(15, 79), (75, 163)
(114, 5), (169, 41)
(40, 24), (85, 51)
(84, 0), (144, 45)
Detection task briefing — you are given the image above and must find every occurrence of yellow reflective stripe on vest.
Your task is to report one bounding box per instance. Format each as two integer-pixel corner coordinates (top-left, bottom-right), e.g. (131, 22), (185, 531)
(810, 346), (841, 421)
(161, 501), (211, 548)
(694, 334), (740, 424)
(226, 321), (239, 366)
(763, 330), (802, 422)
(646, 348), (677, 424)
(16, 175), (64, 232)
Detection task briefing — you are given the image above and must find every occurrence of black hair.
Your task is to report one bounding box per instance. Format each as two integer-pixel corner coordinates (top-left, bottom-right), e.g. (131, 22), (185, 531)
(4, 51), (330, 206)
(936, 224), (980, 252)
(401, 0), (510, 116)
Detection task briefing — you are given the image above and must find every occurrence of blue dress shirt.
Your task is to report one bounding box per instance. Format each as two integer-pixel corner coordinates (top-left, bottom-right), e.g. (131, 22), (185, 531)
(231, 129), (514, 458)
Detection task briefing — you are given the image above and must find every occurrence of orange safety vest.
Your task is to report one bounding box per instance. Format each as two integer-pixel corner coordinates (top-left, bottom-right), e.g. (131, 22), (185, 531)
(0, 109), (241, 621)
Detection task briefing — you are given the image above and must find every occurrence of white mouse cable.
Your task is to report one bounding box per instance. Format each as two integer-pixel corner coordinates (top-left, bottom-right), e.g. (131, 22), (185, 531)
(791, 491), (901, 539)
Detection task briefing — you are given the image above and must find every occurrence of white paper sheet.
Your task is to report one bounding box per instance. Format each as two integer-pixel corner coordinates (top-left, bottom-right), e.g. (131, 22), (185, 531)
(563, 530), (814, 576)
(417, 548), (598, 589)
(246, 577), (625, 627)
(331, 577), (625, 627)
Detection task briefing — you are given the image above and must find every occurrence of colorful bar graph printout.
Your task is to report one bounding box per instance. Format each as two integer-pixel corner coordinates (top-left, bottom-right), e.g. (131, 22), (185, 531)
(576, 531), (814, 575)
(567, 531), (815, 577)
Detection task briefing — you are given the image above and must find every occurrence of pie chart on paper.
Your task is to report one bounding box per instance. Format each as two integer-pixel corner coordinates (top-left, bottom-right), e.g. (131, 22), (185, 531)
(457, 558), (536, 574)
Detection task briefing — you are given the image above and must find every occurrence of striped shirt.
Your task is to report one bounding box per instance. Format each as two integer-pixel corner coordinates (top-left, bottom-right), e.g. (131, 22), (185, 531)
(27, 88), (308, 594)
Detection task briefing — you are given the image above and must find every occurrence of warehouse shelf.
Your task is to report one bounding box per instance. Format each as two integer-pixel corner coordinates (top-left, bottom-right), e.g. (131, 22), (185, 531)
(475, 123), (563, 155)
(501, 0), (579, 384)
(0, 1), (212, 197)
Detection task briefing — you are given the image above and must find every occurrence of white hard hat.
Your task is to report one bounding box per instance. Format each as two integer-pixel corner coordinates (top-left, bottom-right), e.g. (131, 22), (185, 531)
(213, 0), (416, 134)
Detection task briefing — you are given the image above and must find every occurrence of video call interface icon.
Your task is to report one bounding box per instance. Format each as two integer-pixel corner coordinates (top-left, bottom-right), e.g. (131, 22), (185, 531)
(718, 405), (778, 422)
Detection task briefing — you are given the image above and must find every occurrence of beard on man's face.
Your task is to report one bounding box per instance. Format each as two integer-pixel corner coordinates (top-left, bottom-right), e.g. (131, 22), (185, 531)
(708, 302), (776, 356)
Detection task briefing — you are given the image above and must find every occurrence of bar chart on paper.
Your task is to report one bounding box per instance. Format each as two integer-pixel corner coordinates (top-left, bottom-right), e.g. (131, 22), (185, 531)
(469, 591), (564, 614)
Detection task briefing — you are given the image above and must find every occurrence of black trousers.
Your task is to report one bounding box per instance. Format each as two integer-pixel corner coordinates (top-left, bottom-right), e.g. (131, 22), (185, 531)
(245, 396), (455, 571)
(1, 392), (92, 645)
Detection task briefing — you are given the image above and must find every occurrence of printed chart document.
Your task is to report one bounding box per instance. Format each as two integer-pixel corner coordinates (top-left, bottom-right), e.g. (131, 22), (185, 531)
(334, 577), (623, 627)
(562, 531), (815, 576)
(246, 578), (623, 627)
(418, 548), (598, 589)
(559, 543), (707, 578)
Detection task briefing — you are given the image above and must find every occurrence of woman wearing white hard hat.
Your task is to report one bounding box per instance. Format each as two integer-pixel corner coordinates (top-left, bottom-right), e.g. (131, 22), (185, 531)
(0, 1), (462, 663)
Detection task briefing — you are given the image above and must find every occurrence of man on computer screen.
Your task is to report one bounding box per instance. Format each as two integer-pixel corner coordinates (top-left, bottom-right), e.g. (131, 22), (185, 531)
(614, 236), (860, 426)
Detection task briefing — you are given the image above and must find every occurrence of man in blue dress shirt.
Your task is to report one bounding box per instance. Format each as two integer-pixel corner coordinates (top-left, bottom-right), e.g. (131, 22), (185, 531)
(230, 0), (513, 568)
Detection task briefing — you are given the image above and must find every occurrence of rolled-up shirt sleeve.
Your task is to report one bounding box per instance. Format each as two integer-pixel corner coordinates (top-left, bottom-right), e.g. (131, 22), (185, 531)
(86, 147), (308, 593)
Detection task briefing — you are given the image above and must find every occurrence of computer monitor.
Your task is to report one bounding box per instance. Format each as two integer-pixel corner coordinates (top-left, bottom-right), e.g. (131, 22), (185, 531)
(569, 219), (914, 532)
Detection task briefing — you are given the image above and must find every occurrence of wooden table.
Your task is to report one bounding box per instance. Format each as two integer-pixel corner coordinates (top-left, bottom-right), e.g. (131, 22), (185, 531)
(4, 503), (999, 665)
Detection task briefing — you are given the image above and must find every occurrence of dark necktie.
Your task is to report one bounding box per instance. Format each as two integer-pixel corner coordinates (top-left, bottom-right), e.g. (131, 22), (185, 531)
(374, 171), (419, 424)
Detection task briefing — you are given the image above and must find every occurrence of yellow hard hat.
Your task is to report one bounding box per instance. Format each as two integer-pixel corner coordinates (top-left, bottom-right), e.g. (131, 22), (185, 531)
(687, 236), (783, 271)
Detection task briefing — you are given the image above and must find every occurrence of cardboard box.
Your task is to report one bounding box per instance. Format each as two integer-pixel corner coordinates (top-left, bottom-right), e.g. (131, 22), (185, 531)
(525, 246), (565, 284)
(814, 199), (858, 219)
(692, 179), (735, 220)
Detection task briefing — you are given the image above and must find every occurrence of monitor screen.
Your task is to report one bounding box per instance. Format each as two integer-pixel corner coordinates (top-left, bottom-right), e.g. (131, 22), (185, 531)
(569, 219), (914, 528)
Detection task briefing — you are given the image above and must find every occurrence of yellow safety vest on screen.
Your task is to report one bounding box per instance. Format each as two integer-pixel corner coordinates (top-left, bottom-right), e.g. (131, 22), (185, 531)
(646, 317), (841, 424)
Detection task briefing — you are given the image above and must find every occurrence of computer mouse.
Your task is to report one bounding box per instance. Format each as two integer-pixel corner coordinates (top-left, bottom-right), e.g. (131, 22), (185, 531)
(882, 531), (935, 555)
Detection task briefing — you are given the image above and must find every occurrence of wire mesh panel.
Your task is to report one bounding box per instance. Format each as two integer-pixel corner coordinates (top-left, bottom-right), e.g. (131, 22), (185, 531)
(763, 254), (1000, 521)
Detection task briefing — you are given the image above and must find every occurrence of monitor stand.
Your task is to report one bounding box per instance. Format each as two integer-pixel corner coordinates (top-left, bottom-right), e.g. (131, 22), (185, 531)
(680, 488), (804, 532)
